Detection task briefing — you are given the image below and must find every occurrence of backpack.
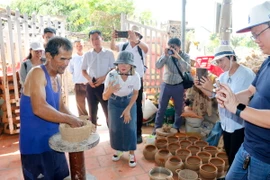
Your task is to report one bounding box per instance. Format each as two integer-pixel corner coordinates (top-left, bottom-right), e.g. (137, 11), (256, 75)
(121, 42), (148, 72)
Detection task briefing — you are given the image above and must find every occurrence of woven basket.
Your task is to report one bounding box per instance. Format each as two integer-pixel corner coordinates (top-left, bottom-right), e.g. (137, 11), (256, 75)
(59, 119), (93, 143)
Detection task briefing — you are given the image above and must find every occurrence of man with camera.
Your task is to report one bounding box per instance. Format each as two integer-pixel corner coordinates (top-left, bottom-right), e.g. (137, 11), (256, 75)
(153, 37), (190, 134)
(110, 25), (148, 144)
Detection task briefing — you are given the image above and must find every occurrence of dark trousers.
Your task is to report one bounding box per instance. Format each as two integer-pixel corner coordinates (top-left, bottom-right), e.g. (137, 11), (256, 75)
(223, 128), (245, 166)
(136, 78), (143, 137)
(86, 84), (108, 126)
(74, 84), (88, 116)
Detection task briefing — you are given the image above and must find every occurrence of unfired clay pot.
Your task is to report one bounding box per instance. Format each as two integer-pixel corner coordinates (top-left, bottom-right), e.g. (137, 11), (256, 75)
(199, 163), (218, 179)
(175, 148), (192, 162)
(215, 151), (229, 171)
(196, 151), (212, 164)
(203, 146), (218, 157)
(143, 144), (158, 160)
(209, 157), (225, 178)
(185, 155), (202, 172)
(165, 156), (184, 175)
(167, 135), (179, 143)
(179, 140), (192, 149)
(155, 138), (168, 149)
(187, 136), (200, 144)
(167, 142), (180, 155)
(194, 140), (209, 150)
(155, 149), (172, 167)
(187, 145), (201, 156)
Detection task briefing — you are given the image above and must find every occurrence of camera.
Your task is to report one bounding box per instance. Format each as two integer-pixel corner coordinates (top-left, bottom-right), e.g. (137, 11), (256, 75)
(168, 49), (174, 55)
(116, 31), (128, 38)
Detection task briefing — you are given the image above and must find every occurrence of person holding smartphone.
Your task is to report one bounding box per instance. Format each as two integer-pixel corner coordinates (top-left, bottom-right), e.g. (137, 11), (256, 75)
(194, 45), (255, 168)
(82, 30), (115, 130)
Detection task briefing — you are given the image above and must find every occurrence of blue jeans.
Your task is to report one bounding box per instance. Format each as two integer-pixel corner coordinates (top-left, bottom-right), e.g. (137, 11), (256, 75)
(226, 144), (270, 180)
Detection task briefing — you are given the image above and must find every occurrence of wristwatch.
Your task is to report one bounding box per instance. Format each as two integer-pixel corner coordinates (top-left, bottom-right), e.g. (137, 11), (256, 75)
(236, 103), (246, 117)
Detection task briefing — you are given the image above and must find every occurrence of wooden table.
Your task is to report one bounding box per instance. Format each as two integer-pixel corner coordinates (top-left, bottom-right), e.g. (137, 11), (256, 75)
(49, 133), (100, 180)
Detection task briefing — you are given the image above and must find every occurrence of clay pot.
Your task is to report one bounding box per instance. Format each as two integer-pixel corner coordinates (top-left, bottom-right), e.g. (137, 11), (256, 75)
(167, 142), (180, 155)
(196, 151), (212, 164)
(149, 167), (173, 180)
(155, 138), (168, 149)
(215, 152), (229, 171)
(143, 144), (158, 160)
(203, 146), (218, 157)
(176, 168), (199, 180)
(209, 157), (225, 178)
(175, 148), (192, 162)
(167, 135), (179, 143)
(187, 145), (201, 156)
(165, 156), (184, 175)
(179, 140), (192, 149)
(175, 132), (187, 141)
(199, 163), (218, 180)
(187, 136), (200, 144)
(155, 149), (172, 167)
(194, 140), (209, 150)
(185, 155), (202, 172)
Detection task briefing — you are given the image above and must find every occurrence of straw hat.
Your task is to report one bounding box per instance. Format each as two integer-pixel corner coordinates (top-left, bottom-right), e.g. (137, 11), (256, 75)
(114, 51), (136, 67)
(237, 1), (270, 33)
(131, 25), (143, 39)
(211, 45), (235, 63)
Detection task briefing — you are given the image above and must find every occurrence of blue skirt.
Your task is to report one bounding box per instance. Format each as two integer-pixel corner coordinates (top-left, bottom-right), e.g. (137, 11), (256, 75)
(108, 94), (137, 151)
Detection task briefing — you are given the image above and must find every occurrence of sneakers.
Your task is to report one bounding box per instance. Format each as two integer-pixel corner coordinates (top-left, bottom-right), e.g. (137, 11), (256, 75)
(129, 154), (136, 168)
(112, 151), (123, 161)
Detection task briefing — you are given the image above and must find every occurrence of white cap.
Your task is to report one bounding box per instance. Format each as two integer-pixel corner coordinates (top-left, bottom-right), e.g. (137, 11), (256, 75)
(30, 41), (44, 51)
(237, 1), (270, 33)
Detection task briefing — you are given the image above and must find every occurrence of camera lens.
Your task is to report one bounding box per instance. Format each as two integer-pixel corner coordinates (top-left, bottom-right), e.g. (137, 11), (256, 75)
(168, 49), (174, 55)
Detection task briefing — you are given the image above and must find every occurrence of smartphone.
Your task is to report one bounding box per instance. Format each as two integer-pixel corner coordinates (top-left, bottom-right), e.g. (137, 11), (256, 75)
(116, 31), (128, 38)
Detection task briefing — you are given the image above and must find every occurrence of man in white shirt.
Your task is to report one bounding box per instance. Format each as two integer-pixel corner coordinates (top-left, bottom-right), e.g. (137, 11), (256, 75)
(82, 30), (115, 128)
(68, 40), (88, 116)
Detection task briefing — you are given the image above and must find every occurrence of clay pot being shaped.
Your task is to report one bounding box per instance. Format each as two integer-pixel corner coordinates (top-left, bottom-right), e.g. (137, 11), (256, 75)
(199, 163), (218, 180)
(167, 135), (179, 144)
(194, 140), (209, 150)
(185, 155), (202, 172)
(149, 167), (173, 180)
(179, 140), (192, 149)
(215, 151), (229, 171)
(155, 149), (172, 167)
(209, 157), (225, 178)
(196, 151), (212, 164)
(165, 156), (184, 175)
(143, 144), (158, 161)
(176, 169), (198, 180)
(167, 142), (181, 155)
(203, 146), (218, 157)
(175, 148), (192, 162)
(155, 138), (168, 149)
(187, 136), (200, 144)
(187, 145), (201, 156)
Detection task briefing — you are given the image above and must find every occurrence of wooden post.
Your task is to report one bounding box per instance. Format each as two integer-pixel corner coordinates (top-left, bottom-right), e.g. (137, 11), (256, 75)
(69, 152), (86, 180)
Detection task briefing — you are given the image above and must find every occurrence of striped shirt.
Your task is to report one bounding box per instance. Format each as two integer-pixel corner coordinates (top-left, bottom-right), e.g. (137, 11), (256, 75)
(156, 52), (191, 85)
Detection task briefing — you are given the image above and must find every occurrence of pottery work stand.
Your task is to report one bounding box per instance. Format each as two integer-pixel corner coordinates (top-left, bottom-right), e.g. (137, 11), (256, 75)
(49, 133), (100, 180)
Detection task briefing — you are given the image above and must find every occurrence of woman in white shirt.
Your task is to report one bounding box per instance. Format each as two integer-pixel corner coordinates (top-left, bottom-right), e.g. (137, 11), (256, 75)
(103, 51), (141, 168)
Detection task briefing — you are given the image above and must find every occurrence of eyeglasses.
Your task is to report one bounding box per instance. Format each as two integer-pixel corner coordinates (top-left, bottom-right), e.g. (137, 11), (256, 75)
(250, 26), (270, 41)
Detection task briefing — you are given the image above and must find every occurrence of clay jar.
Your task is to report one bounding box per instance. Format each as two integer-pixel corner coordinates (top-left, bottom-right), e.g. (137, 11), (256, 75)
(179, 140), (192, 149)
(155, 149), (172, 167)
(196, 151), (212, 164)
(155, 138), (168, 149)
(167, 142), (180, 155)
(149, 167), (173, 180)
(175, 132), (187, 141)
(175, 148), (192, 162)
(215, 152), (229, 171)
(209, 157), (225, 178)
(167, 135), (179, 144)
(165, 156), (184, 175)
(187, 145), (201, 156)
(194, 140), (209, 150)
(143, 144), (158, 161)
(185, 155), (202, 172)
(176, 169), (199, 180)
(187, 136), (200, 144)
(199, 163), (218, 180)
(203, 146), (218, 157)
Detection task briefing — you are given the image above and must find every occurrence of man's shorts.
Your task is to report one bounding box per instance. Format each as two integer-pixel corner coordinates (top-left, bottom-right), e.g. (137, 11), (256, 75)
(21, 151), (69, 180)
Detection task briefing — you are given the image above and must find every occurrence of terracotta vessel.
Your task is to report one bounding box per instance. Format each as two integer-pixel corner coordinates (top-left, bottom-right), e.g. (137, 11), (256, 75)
(167, 142), (180, 155)
(196, 151), (212, 164)
(203, 146), (218, 157)
(194, 140), (209, 150)
(185, 155), (202, 172)
(143, 144), (158, 160)
(199, 163), (218, 179)
(175, 132), (187, 141)
(155, 149), (172, 167)
(155, 138), (168, 149)
(175, 148), (192, 162)
(167, 135), (179, 143)
(165, 156), (184, 175)
(209, 157), (225, 178)
(215, 151), (229, 171)
(149, 167), (173, 180)
(176, 169), (199, 180)
(187, 145), (201, 156)
(187, 136), (200, 144)
(179, 140), (192, 149)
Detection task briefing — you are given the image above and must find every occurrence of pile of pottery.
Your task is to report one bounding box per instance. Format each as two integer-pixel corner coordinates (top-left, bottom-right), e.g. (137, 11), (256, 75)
(144, 133), (229, 180)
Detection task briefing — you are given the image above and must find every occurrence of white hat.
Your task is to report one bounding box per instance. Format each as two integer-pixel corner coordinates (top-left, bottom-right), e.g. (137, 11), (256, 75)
(30, 41), (44, 51)
(211, 45), (235, 64)
(131, 25), (143, 39)
(237, 1), (270, 33)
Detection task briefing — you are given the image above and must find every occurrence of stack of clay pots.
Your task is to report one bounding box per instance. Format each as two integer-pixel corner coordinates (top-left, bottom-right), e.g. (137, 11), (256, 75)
(143, 133), (229, 179)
